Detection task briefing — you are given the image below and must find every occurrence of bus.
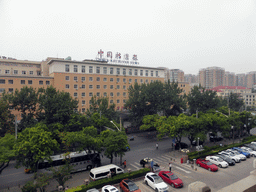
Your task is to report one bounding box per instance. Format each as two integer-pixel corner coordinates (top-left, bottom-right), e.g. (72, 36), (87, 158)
(25, 150), (101, 173)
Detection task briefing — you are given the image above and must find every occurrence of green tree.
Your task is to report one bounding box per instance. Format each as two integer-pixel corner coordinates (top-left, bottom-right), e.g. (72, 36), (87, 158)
(14, 123), (59, 172)
(228, 92), (244, 111)
(0, 99), (15, 137)
(0, 134), (15, 174)
(34, 172), (52, 192)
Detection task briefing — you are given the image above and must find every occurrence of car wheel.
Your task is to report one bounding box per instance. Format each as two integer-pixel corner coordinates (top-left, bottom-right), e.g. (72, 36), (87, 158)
(145, 180), (148, 185)
(171, 183), (175, 188)
(87, 165), (92, 170)
(155, 188), (158, 192)
(208, 168), (211, 171)
(197, 164), (200, 167)
(218, 164), (222, 168)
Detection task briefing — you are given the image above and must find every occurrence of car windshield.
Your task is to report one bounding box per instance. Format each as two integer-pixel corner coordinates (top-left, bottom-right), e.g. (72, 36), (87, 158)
(152, 176), (163, 184)
(248, 148), (253, 152)
(169, 174), (178, 180)
(217, 158), (223, 162)
(233, 151), (240, 155)
(128, 183), (139, 191)
(206, 162), (213, 165)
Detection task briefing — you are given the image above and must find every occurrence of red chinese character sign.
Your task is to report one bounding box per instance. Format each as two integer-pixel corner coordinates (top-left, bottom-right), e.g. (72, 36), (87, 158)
(115, 52), (121, 59)
(98, 49), (104, 59)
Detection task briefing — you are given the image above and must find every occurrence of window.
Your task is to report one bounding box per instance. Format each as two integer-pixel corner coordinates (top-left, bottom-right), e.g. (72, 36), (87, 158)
(96, 77), (100, 81)
(135, 69), (138, 76)
(117, 99), (120, 103)
(89, 85), (93, 89)
(151, 80), (153, 83)
(97, 85), (100, 89)
(140, 70), (143, 76)
(104, 92), (107, 97)
(0, 88), (5, 93)
(74, 84), (78, 89)
(123, 99), (126, 103)
(135, 79), (138, 83)
(156, 71), (158, 77)
(81, 77), (85, 81)
(145, 70), (148, 76)
(20, 80), (25, 84)
(74, 92), (78, 97)
(123, 78), (126, 83)
(117, 78), (120, 82)
(117, 92), (120, 96)
(151, 71), (153, 76)
(14, 70), (18, 74)
(110, 78), (114, 82)
(110, 92), (114, 97)
(74, 65), (78, 72)
(110, 85), (114, 89)
(37, 71), (41, 76)
(39, 80), (43, 85)
(89, 66), (93, 73)
(65, 84), (70, 89)
(117, 68), (120, 75)
(123, 92), (127, 97)
(81, 84), (85, 89)
(82, 100), (86, 104)
(22, 70), (27, 75)
(129, 79), (132, 83)
(97, 92), (100, 97)
(103, 67), (107, 74)
(123, 85), (126, 90)
(65, 65), (70, 72)
(46, 81), (50, 85)
(65, 76), (70, 80)
(96, 67), (100, 74)
(103, 77), (107, 82)
(82, 65), (85, 73)
(140, 79), (143, 83)
(8, 80), (13, 84)
(82, 108), (85, 113)
(9, 88), (13, 93)
(81, 92), (85, 97)
(89, 77), (93, 81)
(27, 80), (32, 84)
(74, 76), (78, 81)
(89, 92), (93, 97)
(110, 67), (114, 74)
(146, 79), (148, 83)
(29, 71), (33, 75)
(5, 70), (10, 74)
(110, 100), (113, 103)
(116, 85), (120, 89)
(129, 69), (132, 75)
(123, 68), (126, 75)
(0, 79), (6, 84)
(103, 85), (107, 89)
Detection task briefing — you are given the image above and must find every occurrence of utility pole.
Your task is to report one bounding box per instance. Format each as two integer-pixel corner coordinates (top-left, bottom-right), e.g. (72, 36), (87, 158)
(15, 116), (17, 140)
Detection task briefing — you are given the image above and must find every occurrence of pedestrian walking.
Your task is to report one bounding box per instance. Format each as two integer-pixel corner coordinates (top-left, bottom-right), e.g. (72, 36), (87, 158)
(169, 162), (172, 172)
(123, 160), (127, 168)
(156, 143), (158, 150)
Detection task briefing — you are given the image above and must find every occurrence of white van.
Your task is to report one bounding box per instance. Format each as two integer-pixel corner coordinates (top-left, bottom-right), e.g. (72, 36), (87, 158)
(89, 164), (124, 181)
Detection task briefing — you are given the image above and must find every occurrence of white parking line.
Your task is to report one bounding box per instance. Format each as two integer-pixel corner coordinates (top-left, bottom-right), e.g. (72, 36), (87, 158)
(161, 156), (170, 160)
(174, 165), (191, 173)
(134, 162), (141, 166)
(129, 164), (140, 169)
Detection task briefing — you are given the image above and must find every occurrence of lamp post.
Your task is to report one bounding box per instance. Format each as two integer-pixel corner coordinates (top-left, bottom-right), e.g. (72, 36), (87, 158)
(231, 126), (234, 145)
(110, 121), (121, 132)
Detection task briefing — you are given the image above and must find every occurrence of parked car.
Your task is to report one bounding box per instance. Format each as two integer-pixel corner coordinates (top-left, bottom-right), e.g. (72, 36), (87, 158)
(210, 135), (223, 142)
(144, 172), (169, 192)
(101, 185), (119, 192)
(241, 147), (256, 157)
(218, 151), (241, 163)
(191, 140), (204, 146)
(86, 189), (99, 192)
(196, 159), (218, 172)
(232, 147), (250, 158)
(205, 156), (229, 168)
(158, 171), (183, 188)
(244, 144), (256, 151)
(175, 142), (188, 150)
(119, 179), (141, 192)
(226, 149), (246, 161)
(215, 154), (235, 166)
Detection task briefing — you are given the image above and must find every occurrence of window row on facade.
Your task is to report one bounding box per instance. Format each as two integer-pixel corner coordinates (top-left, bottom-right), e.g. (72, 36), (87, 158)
(0, 69), (41, 76)
(73, 92), (127, 97)
(66, 84), (129, 90)
(64, 64), (159, 77)
(0, 79), (51, 85)
(65, 76), (155, 84)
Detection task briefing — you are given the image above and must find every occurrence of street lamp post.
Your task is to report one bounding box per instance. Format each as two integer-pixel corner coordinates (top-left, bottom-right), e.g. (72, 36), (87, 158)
(231, 126), (234, 145)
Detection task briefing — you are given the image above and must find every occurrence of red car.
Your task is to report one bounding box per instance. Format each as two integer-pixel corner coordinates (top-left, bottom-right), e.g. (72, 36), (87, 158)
(119, 179), (141, 192)
(158, 171), (183, 188)
(196, 159), (218, 172)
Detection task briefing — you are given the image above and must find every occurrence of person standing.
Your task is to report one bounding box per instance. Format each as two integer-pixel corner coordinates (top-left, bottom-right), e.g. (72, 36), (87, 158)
(169, 162), (172, 172)
(123, 160), (127, 168)
(156, 143), (158, 150)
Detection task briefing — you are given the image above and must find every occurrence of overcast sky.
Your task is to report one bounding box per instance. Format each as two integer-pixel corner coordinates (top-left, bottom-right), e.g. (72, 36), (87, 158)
(0, 0), (255, 75)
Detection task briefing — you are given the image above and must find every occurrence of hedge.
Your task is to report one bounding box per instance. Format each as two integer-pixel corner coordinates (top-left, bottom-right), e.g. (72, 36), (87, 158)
(66, 168), (150, 192)
(187, 135), (256, 161)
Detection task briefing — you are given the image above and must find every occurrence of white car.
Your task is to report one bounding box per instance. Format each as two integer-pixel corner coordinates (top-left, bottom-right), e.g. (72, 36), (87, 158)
(226, 149), (246, 161)
(218, 151), (241, 163)
(205, 156), (228, 168)
(101, 185), (119, 192)
(144, 172), (169, 192)
(241, 147), (256, 157)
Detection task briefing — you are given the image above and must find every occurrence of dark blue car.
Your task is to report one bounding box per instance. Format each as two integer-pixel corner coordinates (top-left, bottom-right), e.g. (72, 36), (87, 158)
(232, 147), (250, 158)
